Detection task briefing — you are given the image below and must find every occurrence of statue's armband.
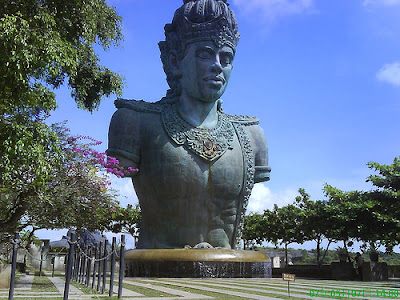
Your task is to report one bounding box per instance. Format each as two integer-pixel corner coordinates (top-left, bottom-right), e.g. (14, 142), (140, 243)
(247, 125), (271, 183)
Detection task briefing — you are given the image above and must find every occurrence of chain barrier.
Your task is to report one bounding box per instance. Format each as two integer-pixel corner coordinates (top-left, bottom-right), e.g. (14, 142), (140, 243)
(9, 238), (67, 262)
(75, 242), (117, 262)
(6, 232), (126, 300)
(114, 237), (126, 258)
(21, 247), (49, 262)
(49, 247), (68, 256)
(7, 234), (125, 261)
(66, 236), (80, 245)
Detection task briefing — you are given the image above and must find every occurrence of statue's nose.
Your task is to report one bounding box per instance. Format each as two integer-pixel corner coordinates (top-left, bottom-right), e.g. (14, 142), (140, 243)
(210, 58), (223, 73)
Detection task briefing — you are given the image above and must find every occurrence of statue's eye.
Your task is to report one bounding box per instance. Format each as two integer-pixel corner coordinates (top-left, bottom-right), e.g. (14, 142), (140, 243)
(220, 54), (233, 65)
(221, 55), (232, 65)
(196, 49), (213, 59)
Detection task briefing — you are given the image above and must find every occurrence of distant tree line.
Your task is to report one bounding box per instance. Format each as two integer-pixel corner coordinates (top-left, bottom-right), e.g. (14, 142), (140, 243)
(259, 246), (400, 266)
(243, 156), (400, 266)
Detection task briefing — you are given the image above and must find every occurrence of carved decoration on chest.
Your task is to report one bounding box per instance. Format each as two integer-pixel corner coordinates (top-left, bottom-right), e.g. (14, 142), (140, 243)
(162, 104), (236, 161)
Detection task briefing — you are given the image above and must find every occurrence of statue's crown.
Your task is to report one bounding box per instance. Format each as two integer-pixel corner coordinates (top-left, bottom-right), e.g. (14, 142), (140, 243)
(165, 0), (240, 50)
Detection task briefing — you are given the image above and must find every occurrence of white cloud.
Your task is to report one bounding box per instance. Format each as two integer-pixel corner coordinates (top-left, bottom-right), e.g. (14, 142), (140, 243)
(247, 183), (298, 213)
(376, 62), (400, 87)
(232, 0), (314, 21)
(363, 0), (400, 6)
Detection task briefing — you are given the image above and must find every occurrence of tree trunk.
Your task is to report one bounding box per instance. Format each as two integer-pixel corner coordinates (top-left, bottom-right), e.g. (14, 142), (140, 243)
(0, 190), (35, 233)
(321, 239), (332, 266)
(285, 243), (288, 267)
(343, 240), (351, 263)
(316, 236), (321, 267)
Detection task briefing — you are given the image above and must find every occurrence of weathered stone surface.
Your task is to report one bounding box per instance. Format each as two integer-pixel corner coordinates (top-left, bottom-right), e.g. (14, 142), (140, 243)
(107, 0), (270, 251)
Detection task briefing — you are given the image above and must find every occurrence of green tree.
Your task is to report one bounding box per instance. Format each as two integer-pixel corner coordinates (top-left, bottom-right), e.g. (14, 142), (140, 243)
(0, 116), (62, 233)
(296, 189), (333, 266)
(0, 0), (123, 113)
(273, 203), (305, 267)
(325, 157), (400, 254)
(0, 0), (124, 235)
(323, 184), (362, 259)
(242, 204), (304, 265)
(242, 212), (273, 249)
(0, 123), (121, 235)
(362, 157), (400, 252)
(108, 204), (142, 241)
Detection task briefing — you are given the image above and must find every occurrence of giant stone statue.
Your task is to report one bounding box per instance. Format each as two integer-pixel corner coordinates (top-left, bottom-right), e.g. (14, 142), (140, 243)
(107, 0), (270, 251)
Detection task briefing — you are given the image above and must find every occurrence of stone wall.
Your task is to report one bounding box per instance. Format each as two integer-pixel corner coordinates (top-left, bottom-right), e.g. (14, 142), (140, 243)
(0, 264), (10, 288)
(388, 265), (400, 278)
(272, 264), (331, 279)
(362, 262), (388, 281)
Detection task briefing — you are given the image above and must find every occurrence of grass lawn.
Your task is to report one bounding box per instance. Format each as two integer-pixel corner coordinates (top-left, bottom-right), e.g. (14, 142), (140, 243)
(32, 274), (59, 292)
(4, 270), (400, 300)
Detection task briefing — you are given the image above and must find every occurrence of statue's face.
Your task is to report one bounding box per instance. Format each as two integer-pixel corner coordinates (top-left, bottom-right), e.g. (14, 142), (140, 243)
(179, 41), (234, 103)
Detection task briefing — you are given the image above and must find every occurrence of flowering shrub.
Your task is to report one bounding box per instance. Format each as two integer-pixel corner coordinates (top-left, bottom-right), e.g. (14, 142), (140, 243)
(58, 125), (138, 179)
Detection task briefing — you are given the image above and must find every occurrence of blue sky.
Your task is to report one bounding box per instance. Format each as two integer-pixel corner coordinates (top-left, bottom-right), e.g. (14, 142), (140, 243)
(38, 0), (400, 250)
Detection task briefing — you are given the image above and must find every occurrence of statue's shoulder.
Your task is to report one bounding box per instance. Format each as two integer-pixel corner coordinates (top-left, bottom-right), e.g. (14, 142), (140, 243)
(224, 113), (259, 126)
(114, 98), (165, 114)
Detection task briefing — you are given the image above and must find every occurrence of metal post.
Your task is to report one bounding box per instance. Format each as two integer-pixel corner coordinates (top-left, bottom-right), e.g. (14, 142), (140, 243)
(80, 247), (86, 284)
(77, 251), (81, 283)
(64, 232), (76, 300)
(78, 249), (82, 283)
(96, 242), (102, 292)
(82, 246), (87, 284)
(8, 232), (19, 300)
(118, 235), (125, 299)
(86, 248), (92, 287)
(101, 240), (107, 294)
(75, 249), (80, 281)
(109, 237), (116, 297)
(52, 256), (55, 277)
(73, 248), (78, 281)
(64, 254), (68, 278)
(92, 245), (98, 289)
(39, 252), (43, 276)
(77, 248), (82, 282)
(74, 250), (78, 281)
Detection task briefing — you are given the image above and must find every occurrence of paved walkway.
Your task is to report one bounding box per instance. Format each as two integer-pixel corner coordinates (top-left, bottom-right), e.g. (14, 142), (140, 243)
(14, 274), (34, 290)
(2, 275), (400, 299)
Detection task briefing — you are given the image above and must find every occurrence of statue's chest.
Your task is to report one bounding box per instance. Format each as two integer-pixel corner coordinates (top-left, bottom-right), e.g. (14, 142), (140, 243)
(161, 104), (236, 162)
(139, 122), (244, 199)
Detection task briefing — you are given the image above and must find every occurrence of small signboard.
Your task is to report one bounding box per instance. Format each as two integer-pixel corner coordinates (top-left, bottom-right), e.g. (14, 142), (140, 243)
(282, 273), (295, 281)
(282, 273), (295, 297)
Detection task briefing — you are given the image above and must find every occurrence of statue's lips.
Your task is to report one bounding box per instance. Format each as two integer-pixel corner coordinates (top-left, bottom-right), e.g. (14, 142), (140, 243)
(204, 76), (225, 85)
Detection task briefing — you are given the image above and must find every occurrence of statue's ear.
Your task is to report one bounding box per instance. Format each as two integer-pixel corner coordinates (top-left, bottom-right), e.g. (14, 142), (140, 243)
(168, 50), (182, 77)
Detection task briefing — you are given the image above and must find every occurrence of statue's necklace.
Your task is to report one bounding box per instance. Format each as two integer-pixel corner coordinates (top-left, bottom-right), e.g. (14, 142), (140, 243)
(161, 103), (235, 161)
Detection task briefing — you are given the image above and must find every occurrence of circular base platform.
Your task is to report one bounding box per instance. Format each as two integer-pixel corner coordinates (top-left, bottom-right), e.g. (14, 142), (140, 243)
(124, 249), (272, 278)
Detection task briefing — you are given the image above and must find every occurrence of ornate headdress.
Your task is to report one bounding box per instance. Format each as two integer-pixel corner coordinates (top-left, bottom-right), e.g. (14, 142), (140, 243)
(167, 0), (240, 51)
(159, 0), (240, 99)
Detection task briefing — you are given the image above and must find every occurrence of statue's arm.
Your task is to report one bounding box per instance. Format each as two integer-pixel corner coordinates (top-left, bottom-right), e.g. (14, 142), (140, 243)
(247, 125), (271, 183)
(106, 108), (140, 176)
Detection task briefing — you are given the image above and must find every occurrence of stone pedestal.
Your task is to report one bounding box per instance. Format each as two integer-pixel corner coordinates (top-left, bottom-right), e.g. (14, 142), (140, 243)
(362, 261), (388, 281)
(331, 262), (356, 280)
(125, 249), (271, 278)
